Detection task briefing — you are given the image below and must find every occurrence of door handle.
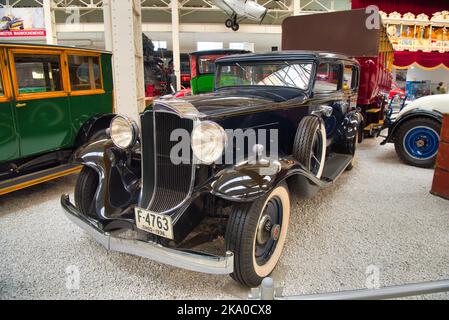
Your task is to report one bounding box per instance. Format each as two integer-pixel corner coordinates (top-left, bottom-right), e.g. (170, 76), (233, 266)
(16, 103), (27, 108)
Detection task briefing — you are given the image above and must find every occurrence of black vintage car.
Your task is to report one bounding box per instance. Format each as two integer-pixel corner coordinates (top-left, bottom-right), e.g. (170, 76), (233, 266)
(61, 51), (362, 287)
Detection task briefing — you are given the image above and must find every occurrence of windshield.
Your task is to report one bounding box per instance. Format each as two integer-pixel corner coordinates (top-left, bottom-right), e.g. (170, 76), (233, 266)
(216, 61), (313, 90)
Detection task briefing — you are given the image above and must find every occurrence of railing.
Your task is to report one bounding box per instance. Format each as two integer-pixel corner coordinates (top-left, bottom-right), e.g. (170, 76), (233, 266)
(249, 278), (449, 300)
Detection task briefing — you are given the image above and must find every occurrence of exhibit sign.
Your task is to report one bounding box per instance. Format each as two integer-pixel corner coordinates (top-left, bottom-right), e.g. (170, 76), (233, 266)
(0, 8), (46, 38)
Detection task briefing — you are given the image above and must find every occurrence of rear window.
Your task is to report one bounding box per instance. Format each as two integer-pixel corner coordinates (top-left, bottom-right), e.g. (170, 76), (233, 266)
(315, 63), (340, 92)
(14, 54), (63, 94)
(198, 54), (224, 74)
(343, 65), (358, 90)
(68, 55), (102, 91)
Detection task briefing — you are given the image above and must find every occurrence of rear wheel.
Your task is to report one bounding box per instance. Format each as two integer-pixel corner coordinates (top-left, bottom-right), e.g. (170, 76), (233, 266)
(293, 116), (327, 178)
(231, 23), (240, 32)
(225, 182), (290, 287)
(75, 166), (100, 219)
(346, 128), (358, 171)
(394, 117), (441, 168)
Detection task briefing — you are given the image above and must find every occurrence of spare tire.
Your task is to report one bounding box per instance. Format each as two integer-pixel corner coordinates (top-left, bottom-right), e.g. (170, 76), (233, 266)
(292, 116), (327, 179)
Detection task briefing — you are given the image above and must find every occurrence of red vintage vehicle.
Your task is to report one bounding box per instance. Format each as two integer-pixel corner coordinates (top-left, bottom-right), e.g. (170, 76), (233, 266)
(389, 81), (406, 100)
(282, 8), (394, 137)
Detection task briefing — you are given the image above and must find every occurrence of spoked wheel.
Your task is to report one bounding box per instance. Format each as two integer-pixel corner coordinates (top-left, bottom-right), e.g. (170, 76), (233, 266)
(310, 127), (325, 176)
(395, 117), (441, 168)
(226, 182), (290, 287)
(293, 116), (327, 178)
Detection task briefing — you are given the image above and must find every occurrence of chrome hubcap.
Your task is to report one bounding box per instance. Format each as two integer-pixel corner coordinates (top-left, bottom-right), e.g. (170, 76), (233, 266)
(257, 215), (281, 245)
(416, 139), (425, 148)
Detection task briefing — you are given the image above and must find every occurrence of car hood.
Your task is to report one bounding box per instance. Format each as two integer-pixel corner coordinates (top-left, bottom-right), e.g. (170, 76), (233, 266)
(398, 94), (449, 117)
(155, 92), (279, 119)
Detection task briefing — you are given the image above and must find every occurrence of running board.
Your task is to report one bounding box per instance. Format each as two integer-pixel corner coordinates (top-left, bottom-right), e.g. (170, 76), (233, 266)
(322, 153), (353, 182)
(0, 164), (82, 196)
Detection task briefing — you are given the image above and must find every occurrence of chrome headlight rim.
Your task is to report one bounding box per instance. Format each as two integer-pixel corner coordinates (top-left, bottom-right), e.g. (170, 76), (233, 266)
(109, 115), (139, 150)
(191, 120), (227, 165)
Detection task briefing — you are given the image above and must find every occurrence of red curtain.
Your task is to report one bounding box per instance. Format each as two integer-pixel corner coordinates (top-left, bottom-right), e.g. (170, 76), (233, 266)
(394, 51), (449, 70)
(352, 0), (448, 16)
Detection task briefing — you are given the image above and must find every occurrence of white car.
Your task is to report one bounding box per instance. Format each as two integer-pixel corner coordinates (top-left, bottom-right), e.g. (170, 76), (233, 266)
(382, 94), (449, 168)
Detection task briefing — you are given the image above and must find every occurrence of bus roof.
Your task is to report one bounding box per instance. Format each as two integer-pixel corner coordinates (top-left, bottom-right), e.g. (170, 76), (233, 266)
(0, 42), (111, 54)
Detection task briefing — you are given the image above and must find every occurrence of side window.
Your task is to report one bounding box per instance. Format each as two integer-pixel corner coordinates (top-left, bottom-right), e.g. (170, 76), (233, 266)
(198, 55), (222, 74)
(68, 55), (102, 91)
(13, 54), (63, 94)
(315, 63), (340, 92)
(343, 65), (358, 90)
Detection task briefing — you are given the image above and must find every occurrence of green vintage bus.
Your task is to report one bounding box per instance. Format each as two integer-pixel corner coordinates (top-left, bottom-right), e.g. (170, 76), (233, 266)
(0, 43), (115, 195)
(189, 49), (250, 95)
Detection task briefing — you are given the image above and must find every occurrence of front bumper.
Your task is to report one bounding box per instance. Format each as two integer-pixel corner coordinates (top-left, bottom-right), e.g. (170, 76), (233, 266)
(61, 195), (234, 275)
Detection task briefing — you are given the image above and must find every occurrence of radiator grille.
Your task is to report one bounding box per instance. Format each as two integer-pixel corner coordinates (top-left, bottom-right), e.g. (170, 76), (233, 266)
(140, 111), (194, 213)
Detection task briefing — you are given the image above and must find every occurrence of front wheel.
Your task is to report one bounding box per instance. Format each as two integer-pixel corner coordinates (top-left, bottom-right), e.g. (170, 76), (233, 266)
(75, 166), (100, 219)
(225, 182), (290, 287)
(394, 117), (441, 168)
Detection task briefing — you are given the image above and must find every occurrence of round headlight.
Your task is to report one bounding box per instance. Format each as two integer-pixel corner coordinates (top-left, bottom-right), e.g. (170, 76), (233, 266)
(110, 115), (138, 149)
(191, 121), (227, 164)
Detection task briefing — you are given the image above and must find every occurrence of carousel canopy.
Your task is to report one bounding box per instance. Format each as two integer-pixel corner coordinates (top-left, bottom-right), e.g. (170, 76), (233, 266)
(352, 0), (447, 17)
(394, 51), (449, 70)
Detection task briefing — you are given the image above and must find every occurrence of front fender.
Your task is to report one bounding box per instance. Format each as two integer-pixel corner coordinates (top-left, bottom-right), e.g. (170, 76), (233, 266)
(207, 158), (327, 202)
(74, 113), (116, 148)
(382, 108), (443, 144)
(73, 139), (136, 219)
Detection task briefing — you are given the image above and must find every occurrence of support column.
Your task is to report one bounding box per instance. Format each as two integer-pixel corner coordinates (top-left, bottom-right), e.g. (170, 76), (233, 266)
(43, 0), (57, 44)
(107, 0), (145, 121)
(171, 0), (181, 91)
(102, 0), (113, 51)
(293, 0), (301, 16)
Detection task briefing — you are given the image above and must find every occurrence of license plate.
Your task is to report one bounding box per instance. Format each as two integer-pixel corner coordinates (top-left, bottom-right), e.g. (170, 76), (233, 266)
(135, 207), (174, 240)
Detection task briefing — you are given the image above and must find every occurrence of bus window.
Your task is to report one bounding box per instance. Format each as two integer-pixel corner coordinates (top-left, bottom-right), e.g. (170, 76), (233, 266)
(13, 54), (63, 94)
(68, 55), (102, 92)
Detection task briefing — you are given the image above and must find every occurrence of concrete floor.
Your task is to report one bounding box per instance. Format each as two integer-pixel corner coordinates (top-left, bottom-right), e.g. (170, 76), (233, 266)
(0, 137), (448, 300)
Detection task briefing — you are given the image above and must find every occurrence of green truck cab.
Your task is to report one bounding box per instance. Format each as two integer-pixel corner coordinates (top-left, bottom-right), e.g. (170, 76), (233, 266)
(189, 49), (250, 95)
(0, 43), (114, 195)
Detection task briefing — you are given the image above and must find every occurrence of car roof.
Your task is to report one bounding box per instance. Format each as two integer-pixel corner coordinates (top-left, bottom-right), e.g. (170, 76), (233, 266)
(0, 42), (111, 54)
(215, 50), (358, 64)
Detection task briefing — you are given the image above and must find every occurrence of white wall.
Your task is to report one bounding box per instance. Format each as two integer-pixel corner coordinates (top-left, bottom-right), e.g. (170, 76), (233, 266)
(406, 66), (449, 84)
(144, 31), (281, 54)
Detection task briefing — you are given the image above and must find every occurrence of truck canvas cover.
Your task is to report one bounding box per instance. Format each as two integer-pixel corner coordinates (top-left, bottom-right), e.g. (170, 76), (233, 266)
(282, 9), (385, 57)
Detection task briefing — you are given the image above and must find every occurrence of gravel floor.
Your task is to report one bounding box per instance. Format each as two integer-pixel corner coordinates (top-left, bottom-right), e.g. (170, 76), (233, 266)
(1, 137), (448, 300)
